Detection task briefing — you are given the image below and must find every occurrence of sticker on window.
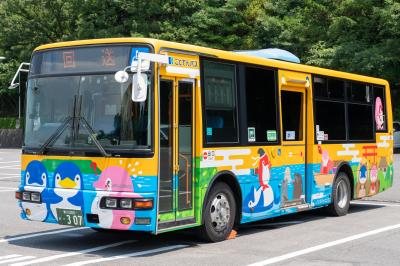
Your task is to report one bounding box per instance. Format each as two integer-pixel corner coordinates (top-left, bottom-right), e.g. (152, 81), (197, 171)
(207, 127), (213, 136)
(286, 131), (296, 140)
(248, 127), (256, 142)
(317, 130), (325, 141)
(267, 130), (277, 142)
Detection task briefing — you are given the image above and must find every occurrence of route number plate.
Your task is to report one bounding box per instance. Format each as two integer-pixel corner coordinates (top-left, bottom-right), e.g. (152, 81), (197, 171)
(56, 209), (83, 227)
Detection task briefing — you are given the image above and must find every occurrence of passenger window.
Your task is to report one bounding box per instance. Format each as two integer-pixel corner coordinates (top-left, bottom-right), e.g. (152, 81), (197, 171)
(314, 101), (346, 141)
(203, 60), (238, 143)
(281, 91), (303, 141)
(348, 103), (374, 141)
(348, 82), (372, 103)
(245, 67), (278, 143)
(373, 86), (387, 132)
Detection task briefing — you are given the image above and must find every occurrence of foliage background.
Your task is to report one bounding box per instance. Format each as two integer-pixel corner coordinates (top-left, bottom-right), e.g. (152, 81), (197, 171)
(0, 0), (399, 124)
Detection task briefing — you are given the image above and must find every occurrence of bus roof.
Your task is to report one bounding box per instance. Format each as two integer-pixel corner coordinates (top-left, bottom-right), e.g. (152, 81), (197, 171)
(34, 38), (389, 86)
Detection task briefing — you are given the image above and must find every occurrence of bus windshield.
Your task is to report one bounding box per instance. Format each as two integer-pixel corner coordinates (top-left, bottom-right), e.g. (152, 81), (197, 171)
(24, 73), (152, 152)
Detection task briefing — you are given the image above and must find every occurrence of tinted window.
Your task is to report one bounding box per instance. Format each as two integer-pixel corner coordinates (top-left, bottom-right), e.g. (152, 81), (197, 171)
(245, 67), (277, 143)
(203, 61), (238, 143)
(394, 123), (400, 132)
(374, 86), (387, 132)
(314, 76), (345, 100)
(315, 101), (346, 141)
(348, 104), (374, 140)
(328, 78), (345, 99)
(281, 91), (303, 141)
(348, 82), (372, 103)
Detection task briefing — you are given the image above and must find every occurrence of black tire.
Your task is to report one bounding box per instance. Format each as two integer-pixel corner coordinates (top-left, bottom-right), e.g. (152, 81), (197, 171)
(200, 182), (236, 242)
(326, 172), (351, 216)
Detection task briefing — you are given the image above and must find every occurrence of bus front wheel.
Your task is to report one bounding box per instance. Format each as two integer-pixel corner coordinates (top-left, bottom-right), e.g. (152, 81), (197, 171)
(200, 182), (236, 242)
(326, 172), (351, 216)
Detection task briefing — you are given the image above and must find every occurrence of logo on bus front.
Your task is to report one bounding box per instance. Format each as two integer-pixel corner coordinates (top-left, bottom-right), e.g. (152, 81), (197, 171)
(168, 56), (198, 68)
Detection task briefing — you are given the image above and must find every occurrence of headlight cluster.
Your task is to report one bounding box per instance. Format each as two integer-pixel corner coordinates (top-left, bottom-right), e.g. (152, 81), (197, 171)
(100, 197), (153, 210)
(16, 191), (42, 203)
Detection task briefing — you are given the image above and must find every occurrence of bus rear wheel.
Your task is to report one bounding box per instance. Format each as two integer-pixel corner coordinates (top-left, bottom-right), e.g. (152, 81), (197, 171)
(326, 172), (351, 216)
(200, 182), (236, 242)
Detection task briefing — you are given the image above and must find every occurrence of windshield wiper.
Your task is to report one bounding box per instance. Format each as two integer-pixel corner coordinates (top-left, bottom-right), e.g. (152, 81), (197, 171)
(37, 116), (73, 155)
(79, 116), (111, 157)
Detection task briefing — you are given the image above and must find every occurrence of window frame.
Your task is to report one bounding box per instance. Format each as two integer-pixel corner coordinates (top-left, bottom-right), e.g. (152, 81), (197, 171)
(239, 64), (281, 146)
(200, 58), (240, 147)
(313, 74), (377, 144)
(23, 43), (156, 158)
(373, 85), (388, 133)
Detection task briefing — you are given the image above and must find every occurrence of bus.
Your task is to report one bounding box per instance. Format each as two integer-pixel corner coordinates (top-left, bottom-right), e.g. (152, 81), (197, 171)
(15, 38), (394, 242)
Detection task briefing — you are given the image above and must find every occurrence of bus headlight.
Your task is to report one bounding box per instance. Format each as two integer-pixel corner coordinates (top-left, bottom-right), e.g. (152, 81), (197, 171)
(100, 197), (153, 210)
(105, 198), (117, 208)
(120, 199), (133, 209)
(31, 192), (41, 202)
(22, 192), (31, 201)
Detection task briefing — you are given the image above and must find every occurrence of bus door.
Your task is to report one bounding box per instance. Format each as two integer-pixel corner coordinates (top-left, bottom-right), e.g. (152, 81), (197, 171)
(279, 70), (310, 210)
(158, 76), (196, 230)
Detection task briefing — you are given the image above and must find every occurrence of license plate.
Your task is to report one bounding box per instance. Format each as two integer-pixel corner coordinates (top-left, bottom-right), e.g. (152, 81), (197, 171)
(56, 209), (84, 227)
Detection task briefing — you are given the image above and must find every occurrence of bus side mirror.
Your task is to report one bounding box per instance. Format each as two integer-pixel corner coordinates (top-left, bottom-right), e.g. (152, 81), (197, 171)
(114, 70), (129, 83)
(132, 73), (148, 102)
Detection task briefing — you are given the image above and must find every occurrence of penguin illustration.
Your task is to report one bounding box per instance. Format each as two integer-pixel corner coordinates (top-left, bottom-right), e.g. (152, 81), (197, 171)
(21, 160), (49, 221)
(50, 162), (84, 220)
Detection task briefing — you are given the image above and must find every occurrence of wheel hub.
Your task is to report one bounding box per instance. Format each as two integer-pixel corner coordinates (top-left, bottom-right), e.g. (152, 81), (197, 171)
(210, 193), (230, 231)
(337, 179), (349, 209)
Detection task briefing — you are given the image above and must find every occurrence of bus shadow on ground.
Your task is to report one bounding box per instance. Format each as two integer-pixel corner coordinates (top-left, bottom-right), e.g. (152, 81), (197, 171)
(234, 203), (383, 238)
(8, 204), (383, 255)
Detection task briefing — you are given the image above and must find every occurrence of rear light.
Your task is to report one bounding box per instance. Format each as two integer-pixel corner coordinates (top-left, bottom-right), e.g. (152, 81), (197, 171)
(105, 198), (117, 208)
(31, 192), (41, 202)
(100, 197), (153, 210)
(22, 192), (31, 201)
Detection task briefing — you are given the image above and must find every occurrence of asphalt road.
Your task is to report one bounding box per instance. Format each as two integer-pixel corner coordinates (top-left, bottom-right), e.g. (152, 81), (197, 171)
(0, 149), (399, 266)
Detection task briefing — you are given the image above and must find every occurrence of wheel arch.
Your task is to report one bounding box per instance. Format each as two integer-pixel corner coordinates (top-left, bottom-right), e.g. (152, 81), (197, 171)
(202, 170), (242, 225)
(335, 162), (355, 199)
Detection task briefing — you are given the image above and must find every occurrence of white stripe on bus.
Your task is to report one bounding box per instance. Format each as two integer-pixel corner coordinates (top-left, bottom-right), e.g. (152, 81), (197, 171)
(0, 227), (88, 244)
(247, 223), (400, 266)
(62, 245), (189, 266)
(11, 240), (137, 266)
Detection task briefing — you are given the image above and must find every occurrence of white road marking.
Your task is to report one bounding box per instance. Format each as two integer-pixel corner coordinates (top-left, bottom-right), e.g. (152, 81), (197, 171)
(0, 175), (20, 180)
(247, 223), (400, 266)
(62, 244), (189, 266)
(0, 161), (20, 164)
(0, 256), (35, 264)
(351, 201), (400, 207)
(0, 255), (21, 260)
(11, 240), (137, 266)
(0, 165), (20, 169)
(0, 186), (17, 190)
(0, 227), (87, 244)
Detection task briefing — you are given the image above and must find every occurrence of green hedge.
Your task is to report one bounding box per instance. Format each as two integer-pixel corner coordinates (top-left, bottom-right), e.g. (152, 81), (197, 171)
(0, 117), (20, 129)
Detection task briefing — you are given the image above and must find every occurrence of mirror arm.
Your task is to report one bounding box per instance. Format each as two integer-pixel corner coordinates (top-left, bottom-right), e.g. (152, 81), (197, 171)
(9, 62), (30, 89)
